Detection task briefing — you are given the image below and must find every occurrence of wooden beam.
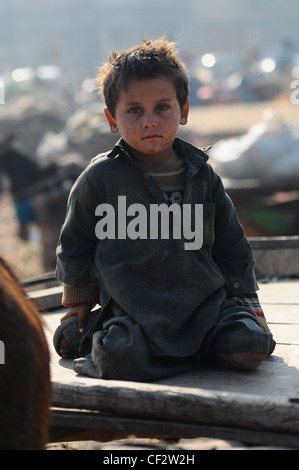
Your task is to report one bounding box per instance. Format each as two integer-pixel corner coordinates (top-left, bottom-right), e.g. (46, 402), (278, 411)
(249, 236), (299, 250)
(248, 237), (299, 277)
(51, 379), (299, 437)
(49, 408), (299, 448)
(28, 285), (63, 311)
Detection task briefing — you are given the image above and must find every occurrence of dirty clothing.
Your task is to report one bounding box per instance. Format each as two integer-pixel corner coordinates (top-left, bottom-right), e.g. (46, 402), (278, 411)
(55, 137), (273, 380)
(69, 296), (272, 381)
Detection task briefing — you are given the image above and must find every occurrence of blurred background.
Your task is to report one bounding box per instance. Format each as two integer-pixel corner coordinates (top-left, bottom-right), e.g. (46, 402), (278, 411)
(0, 0), (299, 279)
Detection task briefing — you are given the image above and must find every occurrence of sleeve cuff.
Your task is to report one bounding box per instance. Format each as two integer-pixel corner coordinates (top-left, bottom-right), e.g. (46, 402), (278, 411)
(62, 283), (100, 305)
(239, 292), (271, 333)
(222, 261), (259, 296)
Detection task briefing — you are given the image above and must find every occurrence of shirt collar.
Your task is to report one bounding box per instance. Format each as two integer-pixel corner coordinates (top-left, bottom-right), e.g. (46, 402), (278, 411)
(107, 137), (211, 170)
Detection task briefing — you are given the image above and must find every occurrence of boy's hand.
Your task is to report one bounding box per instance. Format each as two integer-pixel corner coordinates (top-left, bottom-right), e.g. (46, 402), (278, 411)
(60, 303), (95, 333)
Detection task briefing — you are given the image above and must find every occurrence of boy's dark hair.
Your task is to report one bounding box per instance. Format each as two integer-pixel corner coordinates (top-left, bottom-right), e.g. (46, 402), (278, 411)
(95, 37), (189, 117)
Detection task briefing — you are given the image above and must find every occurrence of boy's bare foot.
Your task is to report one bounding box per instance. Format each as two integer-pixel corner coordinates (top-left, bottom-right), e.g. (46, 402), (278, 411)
(213, 351), (267, 371)
(53, 309), (99, 358)
(53, 315), (84, 358)
(59, 336), (74, 359)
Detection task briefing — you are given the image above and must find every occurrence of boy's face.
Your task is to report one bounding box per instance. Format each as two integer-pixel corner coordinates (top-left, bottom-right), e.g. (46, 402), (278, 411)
(104, 77), (189, 165)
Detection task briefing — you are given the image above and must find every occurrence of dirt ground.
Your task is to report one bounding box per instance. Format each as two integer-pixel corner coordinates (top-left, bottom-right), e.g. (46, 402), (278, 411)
(45, 436), (290, 451)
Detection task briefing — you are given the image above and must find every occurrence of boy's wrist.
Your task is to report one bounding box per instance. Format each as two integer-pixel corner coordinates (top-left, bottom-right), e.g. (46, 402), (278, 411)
(62, 301), (96, 308)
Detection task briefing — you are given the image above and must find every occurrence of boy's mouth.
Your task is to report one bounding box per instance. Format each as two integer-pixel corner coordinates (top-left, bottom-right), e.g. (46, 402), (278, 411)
(142, 134), (162, 140)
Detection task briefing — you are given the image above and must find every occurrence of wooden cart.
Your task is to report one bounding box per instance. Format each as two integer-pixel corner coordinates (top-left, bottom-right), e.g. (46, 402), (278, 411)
(27, 237), (299, 449)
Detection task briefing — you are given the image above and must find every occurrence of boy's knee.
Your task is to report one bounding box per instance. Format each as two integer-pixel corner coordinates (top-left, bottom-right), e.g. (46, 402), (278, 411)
(91, 323), (153, 381)
(213, 351), (267, 371)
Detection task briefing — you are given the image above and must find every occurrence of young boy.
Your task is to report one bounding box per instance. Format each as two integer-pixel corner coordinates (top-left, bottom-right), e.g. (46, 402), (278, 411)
(53, 37), (275, 382)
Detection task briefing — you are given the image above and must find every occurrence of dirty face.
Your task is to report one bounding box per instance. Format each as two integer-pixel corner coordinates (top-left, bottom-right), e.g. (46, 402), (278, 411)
(104, 76), (189, 165)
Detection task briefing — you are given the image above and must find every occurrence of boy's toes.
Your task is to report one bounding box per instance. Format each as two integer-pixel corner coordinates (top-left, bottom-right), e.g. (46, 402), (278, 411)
(59, 336), (74, 358)
(53, 315), (82, 358)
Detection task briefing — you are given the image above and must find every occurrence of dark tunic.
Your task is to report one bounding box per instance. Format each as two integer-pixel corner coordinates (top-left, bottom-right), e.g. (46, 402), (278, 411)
(55, 138), (258, 358)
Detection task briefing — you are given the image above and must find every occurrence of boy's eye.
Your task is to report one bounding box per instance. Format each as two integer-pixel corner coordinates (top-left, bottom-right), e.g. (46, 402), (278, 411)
(128, 107), (141, 114)
(156, 104), (169, 111)
(127, 104), (170, 114)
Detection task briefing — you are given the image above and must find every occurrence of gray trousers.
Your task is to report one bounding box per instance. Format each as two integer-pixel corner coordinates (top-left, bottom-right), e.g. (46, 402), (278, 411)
(72, 297), (273, 382)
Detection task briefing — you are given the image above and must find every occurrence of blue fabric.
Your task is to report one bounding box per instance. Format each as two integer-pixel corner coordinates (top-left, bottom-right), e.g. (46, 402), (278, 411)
(15, 198), (36, 224)
(200, 297), (273, 358)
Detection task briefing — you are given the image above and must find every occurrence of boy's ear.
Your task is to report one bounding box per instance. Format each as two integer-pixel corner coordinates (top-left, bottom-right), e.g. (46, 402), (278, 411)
(180, 99), (189, 125)
(104, 108), (119, 133)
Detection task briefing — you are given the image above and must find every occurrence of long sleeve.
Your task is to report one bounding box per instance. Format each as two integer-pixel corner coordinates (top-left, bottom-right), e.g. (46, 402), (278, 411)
(239, 292), (270, 333)
(211, 170), (258, 296)
(55, 165), (100, 287)
(61, 283), (100, 306)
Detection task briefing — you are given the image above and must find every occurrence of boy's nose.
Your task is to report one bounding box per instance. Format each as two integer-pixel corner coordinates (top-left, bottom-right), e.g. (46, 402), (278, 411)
(142, 114), (157, 128)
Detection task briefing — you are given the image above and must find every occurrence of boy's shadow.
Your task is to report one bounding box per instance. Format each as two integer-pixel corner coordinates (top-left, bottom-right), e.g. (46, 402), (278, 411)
(58, 357), (75, 371)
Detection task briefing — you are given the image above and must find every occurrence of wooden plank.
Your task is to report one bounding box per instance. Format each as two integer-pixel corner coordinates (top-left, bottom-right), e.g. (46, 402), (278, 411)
(154, 345), (299, 403)
(248, 237), (299, 277)
(22, 271), (56, 288)
(28, 285), (63, 311)
(263, 304), (299, 324)
(51, 377), (299, 436)
(249, 236), (299, 250)
(49, 408), (299, 448)
(257, 281), (299, 304)
(48, 343), (299, 403)
(44, 279), (299, 447)
(43, 282), (299, 400)
(270, 324), (299, 344)
(254, 250), (299, 277)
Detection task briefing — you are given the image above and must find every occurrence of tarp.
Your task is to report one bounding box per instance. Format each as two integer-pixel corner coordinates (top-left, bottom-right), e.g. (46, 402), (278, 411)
(210, 114), (299, 185)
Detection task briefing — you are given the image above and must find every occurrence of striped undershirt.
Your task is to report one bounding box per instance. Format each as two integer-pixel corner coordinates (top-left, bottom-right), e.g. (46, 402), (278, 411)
(137, 157), (186, 205)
